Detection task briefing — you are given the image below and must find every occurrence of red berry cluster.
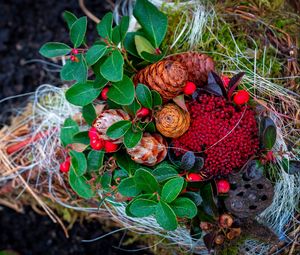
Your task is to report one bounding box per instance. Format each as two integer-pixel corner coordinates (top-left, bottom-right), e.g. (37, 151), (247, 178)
(89, 127), (118, 153)
(173, 94), (259, 176)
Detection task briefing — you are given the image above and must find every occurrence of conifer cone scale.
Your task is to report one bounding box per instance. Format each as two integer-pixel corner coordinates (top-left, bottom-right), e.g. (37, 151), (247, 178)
(165, 52), (215, 86)
(134, 60), (188, 101)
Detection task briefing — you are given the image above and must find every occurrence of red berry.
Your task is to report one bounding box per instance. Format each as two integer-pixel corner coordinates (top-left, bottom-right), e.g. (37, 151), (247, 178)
(183, 81), (197, 95)
(104, 141), (118, 153)
(60, 160), (70, 173)
(186, 173), (203, 182)
(70, 55), (76, 62)
(136, 107), (150, 117)
(233, 90), (250, 105)
(90, 138), (104, 150)
(100, 87), (109, 100)
(66, 156), (71, 162)
(217, 179), (230, 193)
(88, 127), (99, 140)
(221, 75), (230, 88)
(72, 48), (79, 54)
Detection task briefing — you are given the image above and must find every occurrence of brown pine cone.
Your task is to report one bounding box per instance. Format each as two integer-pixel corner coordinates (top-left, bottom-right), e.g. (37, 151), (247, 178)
(165, 52), (215, 86)
(134, 60), (188, 101)
(155, 103), (190, 138)
(126, 133), (167, 166)
(93, 109), (130, 143)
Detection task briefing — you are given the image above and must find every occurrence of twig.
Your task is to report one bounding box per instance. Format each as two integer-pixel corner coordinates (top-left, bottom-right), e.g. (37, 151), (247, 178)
(78, 0), (100, 24)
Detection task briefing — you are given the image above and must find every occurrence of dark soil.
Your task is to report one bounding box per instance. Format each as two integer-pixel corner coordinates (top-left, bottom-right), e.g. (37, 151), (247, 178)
(0, 1), (153, 254)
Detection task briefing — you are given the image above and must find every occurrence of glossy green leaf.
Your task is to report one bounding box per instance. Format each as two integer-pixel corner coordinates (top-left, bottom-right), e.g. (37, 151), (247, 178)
(69, 150), (87, 176)
(135, 35), (155, 57)
(263, 125), (277, 150)
(112, 26), (121, 44)
(124, 128), (142, 148)
(69, 167), (94, 199)
(100, 50), (124, 82)
(65, 81), (101, 106)
(60, 118), (79, 147)
(124, 32), (139, 57)
(106, 120), (132, 139)
(133, 0), (167, 48)
(107, 75), (135, 105)
(60, 54), (88, 82)
(96, 12), (113, 39)
(161, 177), (184, 203)
(123, 99), (141, 116)
(170, 197), (197, 219)
(87, 150), (105, 172)
(39, 42), (71, 58)
(130, 198), (157, 217)
(134, 168), (159, 193)
(152, 90), (162, 107)
(63, 11), (78, 29)
(101, 172), (112, 190)
(136, 83), (153, 109)
(119, 16), (129, 41)
(70, 16), (87, 48)
(200, 183), (218, 218)
(116, 153), (139, 176)
(152, 164), (178, 183)
(118, 177), (141, 197)
(141, 51), (165, 63)
(155, 201), (177, 231)
(73, 131), (90, 145)
(85, 44), (107, 66)
(82, 103), (97, 125)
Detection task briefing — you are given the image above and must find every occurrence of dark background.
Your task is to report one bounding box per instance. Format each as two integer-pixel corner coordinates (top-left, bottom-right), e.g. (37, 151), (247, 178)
(0, 1), (152, 254)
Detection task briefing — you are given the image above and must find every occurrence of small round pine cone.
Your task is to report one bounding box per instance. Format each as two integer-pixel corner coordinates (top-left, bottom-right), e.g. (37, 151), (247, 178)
(126, 133), (167, 166)
(155, 103), (190, 138)
(93, 109), (130, 143)
(165, 52), (215, 86)
(134, 60), (188, 101)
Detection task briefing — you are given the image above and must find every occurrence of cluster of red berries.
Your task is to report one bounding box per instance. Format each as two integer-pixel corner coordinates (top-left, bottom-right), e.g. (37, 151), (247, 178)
(173, 94), (259, 176)
(89, 127), (118, 152)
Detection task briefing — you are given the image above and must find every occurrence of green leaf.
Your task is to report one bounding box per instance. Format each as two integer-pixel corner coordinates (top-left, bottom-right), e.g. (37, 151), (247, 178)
(200, 183), (218, 218)
(120, 16), (129, 41)
(69, 150), (87, 176)
(134, 168), (159, 193)
(136, 83), (153, 109)
(73, 131), (90, 144)
(262, 118), (277, 150)
(39, 42), (71, 58)
(96, 12), (113, 39)
(112, 26), (121, 44)
(144, 122), (156, 133)
(82, 103), (97, 125)
(141, 51), (165, 63)
(116, 153), (139, 176)
(182, 191), (203, 206)
(152, 90), (162, 107)
(118, 177), (141, 197)
(123, 99), (141, 116)
(63, 11), (78, 29)
(161, 177), (184, 203)
(133, 0), (168, 48)
(130, 198), (157, 217)
(70, 16), (87, 48)
(60, 118), (79, 146)
(87, 150), (105, 172)
(69, 167), (94, 199)
(124, 128), (142, 148)
(107, 75), (135, 105)
(106, 120), (132, 139)
(135, 35), (155, 58)
(124, 32), (139, 57)
(155, 201), (177, 231)
(152, 164), (178, 183)
(101, 172), (112, 190)
(113, 168), (129, 180)
(170, 197), (197, 219)
(100, 50), (124, 82)
(65, 81), (101, 106)
(60, 54), (88, 82)
(85, 44), (107, 66)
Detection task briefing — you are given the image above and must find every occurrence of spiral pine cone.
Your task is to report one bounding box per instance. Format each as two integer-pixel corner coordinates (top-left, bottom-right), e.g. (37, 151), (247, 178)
(165, 52), (215, 86)
(155, 103), (190, 138)
(134, 60), (188, 101)
(93, 109), (130, 143)
(126, 133), (167, 166)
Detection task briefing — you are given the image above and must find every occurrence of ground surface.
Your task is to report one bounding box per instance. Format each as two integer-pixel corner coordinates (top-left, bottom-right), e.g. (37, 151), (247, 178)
(0, 1), (152, 254)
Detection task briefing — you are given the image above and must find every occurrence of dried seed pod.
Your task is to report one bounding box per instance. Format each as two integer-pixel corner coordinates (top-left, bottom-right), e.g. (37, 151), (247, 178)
(215, 235), (225, 245)
(165, 52), (215, 86)
(155, 103), (190, 138)
(134, 60), (188, 101)
(219, 214), (234, 228)
(200, 222), (213, 231)
(126, 133), (167, 166)
(226, 228), (241, 240)
(93, 109), (130, 143)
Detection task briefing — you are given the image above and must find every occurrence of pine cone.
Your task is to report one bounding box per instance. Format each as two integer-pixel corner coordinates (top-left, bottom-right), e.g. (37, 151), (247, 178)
(134, 60), (188, 101)
(126, 133), (167, 166)
(93, 109), (130, 143)
(165, 52), (215, 86)
(155, 103), (190, 138)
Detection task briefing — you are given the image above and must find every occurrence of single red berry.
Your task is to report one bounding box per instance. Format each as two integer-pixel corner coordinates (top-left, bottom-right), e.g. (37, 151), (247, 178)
(70, 55), (76, 62)
(221, 75), (230, 88)
(265, 151), (275, 162)
(183, 81), (197, 95)
(88, 127), (99, 140)
(233, 90), (250, 105)
(65, 156), (71, 162)
(217, 179), (230, 193)
(136, 107), (150, 117)
(100, 87), (109, 100)
(90, 138), (104, 150)
(186, 173), (203, 182)
(104, 141), (118, 153)
(60, 160), (70, 173)
(72, 48), (79, 54)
